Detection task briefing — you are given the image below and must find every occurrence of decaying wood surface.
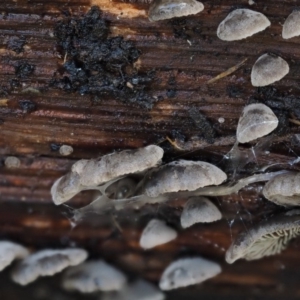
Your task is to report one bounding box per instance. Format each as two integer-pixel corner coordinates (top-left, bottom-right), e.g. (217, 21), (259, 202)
(1, 0), (300, 299)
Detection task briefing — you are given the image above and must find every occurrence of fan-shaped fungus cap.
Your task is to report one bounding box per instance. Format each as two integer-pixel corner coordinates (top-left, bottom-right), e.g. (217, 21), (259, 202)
(262, 172), (300, 206)
(148, 0), (204, 22)
(59, 145), (73, 156)
(236, 103), (278, 143)
(142, 160), (227, 198)
(217, 9), (270, 41)
(180, 197), (222, 228)
(225, 211), (300, 263)
(102, 279), (165, 300)
(140, 219), (177, 249)
(51, 145), (164, 205)
(282, 11), (300, 39)
(159, 257), (221, 290)
(251, 53), (289, 87)
(62, 260), (126, 293)
(0, 241), (29, 272)
(12, 248), (88, 285)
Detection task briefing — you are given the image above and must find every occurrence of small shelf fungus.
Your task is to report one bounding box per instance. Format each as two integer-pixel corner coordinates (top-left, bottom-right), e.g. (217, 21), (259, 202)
(263, 172), (300, 206)
(139, 219), (177, 249)
(236, 103), (278, 144)
(225, 211), (300, 263)
(180, 197), (222, 228)
(140, 160), (227, 198)
(251, 53), (289, 87)
(282, 10), (300, 39)
(51, 145), (163, 205)
(62, 260), (126, 293)
(0, 241), (29, 272)
(11, 248), (88, 285)
(159, 257), (221, 290)
(102, 279), (165, 300)
(217, 9), (270, 41)
(148, 0), (204, 22)
(59, 145), (73, 156)
(4, 156), (21, 168)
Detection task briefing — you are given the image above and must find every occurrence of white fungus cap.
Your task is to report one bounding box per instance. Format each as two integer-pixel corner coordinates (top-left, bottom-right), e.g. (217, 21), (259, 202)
(282, 11), (300, 39)
(148, 0), (204, 22)
(140, 219), (177, 250)
(0, 241), (29, 272)
(59, 145), (73, 156)
(11, 248), (88, 285)
(143, 160), (227, 198)
(217, 9), (270, 41)
(236, 103), (278, 143)
(225, 211), (300, 263)
(159, 257), (221, 290)
(262, 172), (300, 206)
(4, 156), (21, 168)
(180, 197), (222, 228)
(102, 279), (165, 300)
(62, 260), (126, 293)
(251, 53), (289, 87)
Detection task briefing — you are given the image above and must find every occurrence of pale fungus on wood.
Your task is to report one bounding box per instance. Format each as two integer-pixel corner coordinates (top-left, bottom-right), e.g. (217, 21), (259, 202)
(251, 53), (289, 86)
(11, 248), (88, 285)
(4, 156), (21, 168)
(262, 172), (300, 206)
(225, 211), (300, 263)
(282, 10), (300, 39)
(217, 9), (270, 41)
(62, 260), (126, 293)
(148, 0), (204, 22)
(141, 160), (227, 198)
(159, 257), (221, 290)
(0, 241), (29, 272)
(180, 197), (222, 228)
(236, 103), (278, 144)
(139, 219), (177, 249)
(59, 145), (73, 156)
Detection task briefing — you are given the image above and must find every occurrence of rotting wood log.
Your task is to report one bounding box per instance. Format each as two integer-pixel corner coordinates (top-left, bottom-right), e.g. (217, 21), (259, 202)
(1, 0), (300, 299)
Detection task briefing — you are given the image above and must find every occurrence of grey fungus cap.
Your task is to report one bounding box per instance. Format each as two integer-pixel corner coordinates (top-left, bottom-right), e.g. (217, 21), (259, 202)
(148, 0), (204, 22)
(282, 11), (300, 39)
(0, 241), (29, 272)
(12, 248), (88, 285)
(180, 197), (222, 228)
(139, 219), (177, 249)
(225, 211), (300, 263)
(236, 103), (278, 143)
(217, 9), (270, 41)
(142, 160), (227, 198)
(62, 260), (126, 293)
(263, 172), (300, 206)
(251, 53), (289, 87)
(159, 257), (221, 290)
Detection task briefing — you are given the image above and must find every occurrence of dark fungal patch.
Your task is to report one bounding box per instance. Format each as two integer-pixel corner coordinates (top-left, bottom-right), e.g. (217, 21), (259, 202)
(15, 62), (35, 78)
(7, 36), (26, 54)
(18, 100), (36, 113)
(52, 6), (157, 109)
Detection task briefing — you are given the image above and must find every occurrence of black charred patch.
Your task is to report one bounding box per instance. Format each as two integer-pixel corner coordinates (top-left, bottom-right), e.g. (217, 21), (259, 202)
(19, 100), (36, 113)
(51, 6), (157, 109)
(188, 107), (216, 143)
(7, 36), (26, 54)
(15, 62), (35, 78)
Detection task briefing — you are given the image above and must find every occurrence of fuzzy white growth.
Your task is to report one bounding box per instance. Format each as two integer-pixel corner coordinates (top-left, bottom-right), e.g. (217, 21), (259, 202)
(263, 172), (300, 206)
(62, 260), (126, 293)
(236, 103), (278, 143)
(282, 11), (300, 39)
(0, 241), (29, 272)
(140, 219), (177, 249)
(12, 248), (88, 285)
(159, 257), (221, 290)
(217, 9), (270, 41)
(4, 156), (21, 168)
(59, 145), (73, 156)
(51, 145), (164, 205)
(143, 160), (227, 198)
(180, 197), (222, 228)
(225, 211), (300, 263)
(251, 54), (289, 87)
(102, 279), (165, 300)
(148, 0), (204, 22)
